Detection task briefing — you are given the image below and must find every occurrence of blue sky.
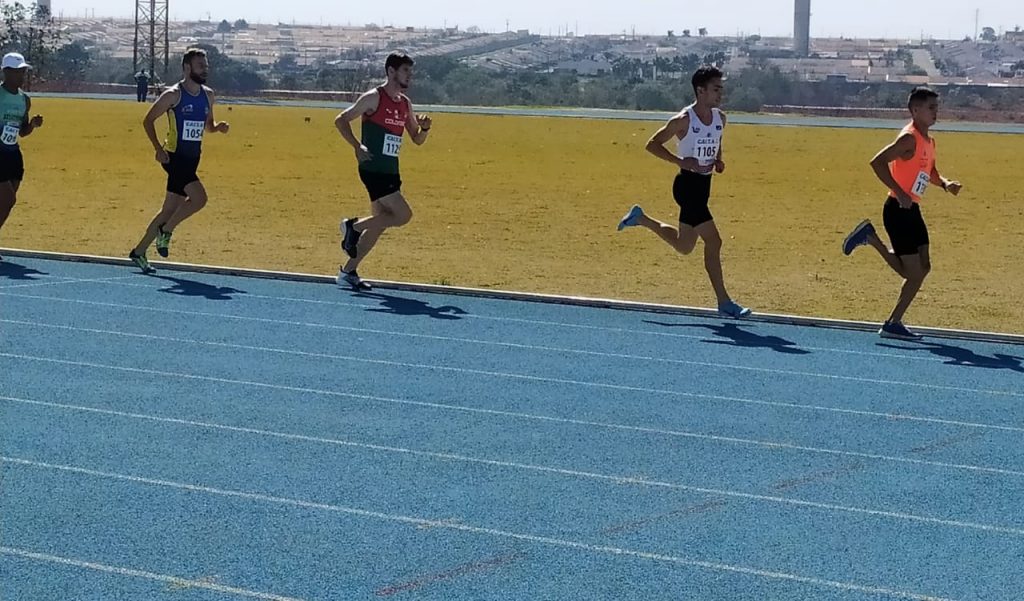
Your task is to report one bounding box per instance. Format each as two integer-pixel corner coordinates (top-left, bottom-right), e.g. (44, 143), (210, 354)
(55, 0), (1020, 40)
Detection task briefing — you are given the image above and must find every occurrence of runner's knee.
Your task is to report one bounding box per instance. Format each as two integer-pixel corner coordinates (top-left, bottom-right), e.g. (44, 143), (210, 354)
(393, 206), (412, 226)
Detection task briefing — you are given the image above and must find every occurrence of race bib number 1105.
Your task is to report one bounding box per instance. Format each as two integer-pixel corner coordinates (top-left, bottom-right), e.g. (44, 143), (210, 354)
(695, 138), (719, 165)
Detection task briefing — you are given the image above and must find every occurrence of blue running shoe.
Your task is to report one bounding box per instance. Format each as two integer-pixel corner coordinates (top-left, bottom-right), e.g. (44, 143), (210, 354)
(842, 219), (875, 256)
(617, 205), (645, 231)
(718, 300), (752, 318)
(879, 321), (922, 340)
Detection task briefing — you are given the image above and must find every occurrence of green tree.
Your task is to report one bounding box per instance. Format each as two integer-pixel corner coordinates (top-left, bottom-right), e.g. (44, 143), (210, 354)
(276, 74), (303, 90)
(414, 55), (460, 82)
(0, 1), (66, 84)
(190, 43), (266, 93)
(315, 64), (376, 93)
(634, 83), (674, 110)
(273, 54), (299, 74)
(673, 53), (701, 74)
(52, 41), (91, 83)
(726, 86), (764, 112)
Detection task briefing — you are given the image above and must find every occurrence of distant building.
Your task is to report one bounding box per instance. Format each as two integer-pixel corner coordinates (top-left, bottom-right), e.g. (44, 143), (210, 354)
(554, 59), (612, 76)
(794, 0), (811, 57)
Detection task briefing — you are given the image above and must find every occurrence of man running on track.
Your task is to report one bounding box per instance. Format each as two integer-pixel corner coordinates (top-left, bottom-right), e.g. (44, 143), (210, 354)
(334, 51), (431, 291)
(842, 87), (962, 340)
(129, 48), (229, 273)
(616, 66), (750, 318)
(0, 53), (44, 260)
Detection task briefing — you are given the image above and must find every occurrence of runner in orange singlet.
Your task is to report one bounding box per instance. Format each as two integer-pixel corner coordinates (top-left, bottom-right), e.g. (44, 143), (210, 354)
(841, 87), (963, 340)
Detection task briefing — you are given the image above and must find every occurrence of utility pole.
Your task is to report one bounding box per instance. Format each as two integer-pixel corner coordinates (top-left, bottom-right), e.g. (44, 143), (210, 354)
(134, 0), (170, 81)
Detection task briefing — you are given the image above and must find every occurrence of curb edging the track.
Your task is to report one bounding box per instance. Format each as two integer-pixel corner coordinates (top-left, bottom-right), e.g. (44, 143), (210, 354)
(3, 247), (1022, 346)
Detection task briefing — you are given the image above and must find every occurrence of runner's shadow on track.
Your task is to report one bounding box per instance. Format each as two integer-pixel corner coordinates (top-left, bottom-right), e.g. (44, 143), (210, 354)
(154, 275), (246, 301)
(878, 341), (1024, 372)
(354, 290), (468, 320)
(643, 320), (811, 355)
(0, 261), (48, 281)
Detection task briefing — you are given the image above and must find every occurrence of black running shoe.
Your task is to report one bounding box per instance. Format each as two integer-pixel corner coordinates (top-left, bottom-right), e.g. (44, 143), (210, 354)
(337, 268), (372, 291)
(341, 218), (361, 258)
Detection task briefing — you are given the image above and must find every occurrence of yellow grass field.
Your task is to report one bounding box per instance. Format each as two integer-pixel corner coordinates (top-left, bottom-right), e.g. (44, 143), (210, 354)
(4, 98), (1022, 334)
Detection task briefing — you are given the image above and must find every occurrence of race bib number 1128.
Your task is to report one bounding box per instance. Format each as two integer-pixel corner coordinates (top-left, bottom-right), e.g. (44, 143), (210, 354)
(383, 133), (403, 158)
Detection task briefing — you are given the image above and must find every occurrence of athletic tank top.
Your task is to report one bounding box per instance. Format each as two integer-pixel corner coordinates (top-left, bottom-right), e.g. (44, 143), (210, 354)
(889, 122), (936, 203)
(677, 105), (724, 174)
(360, 87), (410, 174)
(165, 83), (211, 158)
(0, 86), (27, 152)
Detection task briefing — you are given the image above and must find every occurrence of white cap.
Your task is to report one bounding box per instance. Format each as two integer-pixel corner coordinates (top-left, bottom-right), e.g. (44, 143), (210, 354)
(2, 53), (31, 70)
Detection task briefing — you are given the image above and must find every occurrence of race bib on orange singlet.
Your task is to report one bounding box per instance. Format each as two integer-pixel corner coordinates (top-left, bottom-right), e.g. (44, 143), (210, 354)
(911, 171), (930, 197)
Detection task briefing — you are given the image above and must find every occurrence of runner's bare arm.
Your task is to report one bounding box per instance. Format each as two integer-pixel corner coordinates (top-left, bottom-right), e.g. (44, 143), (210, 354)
(142, 88), (180, 152)
(204, 89), (230, 133)
(645, 115), (688, 166)
(335, 90), (380, 151)
(931, 163), (962, 196)
(19, 96), (42, 137)
(646, 114), (711, 174)
(715, 111), (727, 173)
(405, 101), (430, 145)
(869, 132), (916, 206)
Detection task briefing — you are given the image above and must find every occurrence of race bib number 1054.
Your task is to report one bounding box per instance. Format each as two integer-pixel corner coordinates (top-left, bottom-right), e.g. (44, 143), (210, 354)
(182, 120), (205, 142)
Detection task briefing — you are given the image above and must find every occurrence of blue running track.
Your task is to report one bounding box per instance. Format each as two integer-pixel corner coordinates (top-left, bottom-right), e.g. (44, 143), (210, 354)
(1, 255), (1023, 601)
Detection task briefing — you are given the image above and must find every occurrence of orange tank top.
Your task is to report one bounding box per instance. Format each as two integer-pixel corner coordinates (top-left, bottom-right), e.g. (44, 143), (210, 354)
(889, 122), (936, 203)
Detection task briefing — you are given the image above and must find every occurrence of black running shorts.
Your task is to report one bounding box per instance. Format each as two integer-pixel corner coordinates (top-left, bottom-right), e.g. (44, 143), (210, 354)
(0, 149), (24, 184)
(162, 152), (201, 197)
(882, 197), (929, 256)
(671, 172), (712, 228)
(359, 169), (402, 202)
(672, 169), (714, 227)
